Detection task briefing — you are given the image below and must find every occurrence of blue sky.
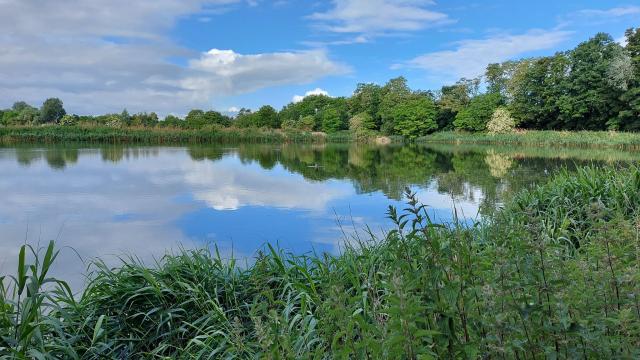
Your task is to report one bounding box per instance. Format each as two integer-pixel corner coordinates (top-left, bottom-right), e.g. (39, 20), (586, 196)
(1, 0), (638, 115)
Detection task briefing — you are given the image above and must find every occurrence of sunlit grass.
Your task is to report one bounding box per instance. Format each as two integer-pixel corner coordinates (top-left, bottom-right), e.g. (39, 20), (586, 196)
(420, 130), (640, 149)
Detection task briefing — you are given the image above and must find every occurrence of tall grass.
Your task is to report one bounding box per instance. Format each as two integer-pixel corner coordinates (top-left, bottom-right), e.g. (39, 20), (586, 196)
(420, 130), (640, 149)
(2, 166), (640, 358)
(0, 126), (330, 145)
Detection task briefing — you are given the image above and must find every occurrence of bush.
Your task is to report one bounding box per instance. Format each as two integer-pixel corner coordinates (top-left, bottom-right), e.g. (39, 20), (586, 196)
(486, 107), (516, 134)
(349, 112), (376, 132)
(454, 92), (503, 131)
(282, 115), (315, 131)
(59, 114), (79, 126)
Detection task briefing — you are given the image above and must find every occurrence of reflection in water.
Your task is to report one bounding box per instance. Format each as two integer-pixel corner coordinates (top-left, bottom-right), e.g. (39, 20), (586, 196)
(0, 143), (636, 288)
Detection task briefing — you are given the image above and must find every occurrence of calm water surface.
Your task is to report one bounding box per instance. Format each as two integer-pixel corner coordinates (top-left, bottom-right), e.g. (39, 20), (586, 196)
(0, 143), (636, 287)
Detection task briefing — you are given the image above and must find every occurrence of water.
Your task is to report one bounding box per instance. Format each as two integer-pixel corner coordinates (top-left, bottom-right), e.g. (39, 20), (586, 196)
(0, 143), (636, 288)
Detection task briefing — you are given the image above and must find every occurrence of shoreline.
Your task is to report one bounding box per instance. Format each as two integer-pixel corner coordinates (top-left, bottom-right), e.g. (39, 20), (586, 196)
(3, 126), (640, 150)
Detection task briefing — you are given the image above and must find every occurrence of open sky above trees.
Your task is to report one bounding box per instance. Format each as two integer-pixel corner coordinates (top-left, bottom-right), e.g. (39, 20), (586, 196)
(0, 0), (638, 116)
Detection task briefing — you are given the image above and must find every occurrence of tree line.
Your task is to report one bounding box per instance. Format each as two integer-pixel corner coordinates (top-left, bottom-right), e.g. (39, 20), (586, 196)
(2, 29), (639, 138)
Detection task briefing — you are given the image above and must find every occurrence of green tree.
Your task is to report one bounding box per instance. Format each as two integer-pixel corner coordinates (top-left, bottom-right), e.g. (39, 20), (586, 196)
(561, 33), (625, 130)
(279, 95), (332, 130)
(509, 54), (569, 129)
(39, 98), (66, 123)
(120, 109), (131, 125)
(436, 78), (479, 130)
(348, 83), (382, 127)
(349, 112), (376, 132)
(255, 105), (280, 128)
(392, 96), (438, 138)
(234, 108), (257, 128)
(485, 61), (519, 98)
(320, 107), (344, 133)
(454, 93), (503, 131)
(12, 101), (31, 112)
(185, 109), (206, 128)
(617, 28), (640, 130)
(379, 77), (412, 134)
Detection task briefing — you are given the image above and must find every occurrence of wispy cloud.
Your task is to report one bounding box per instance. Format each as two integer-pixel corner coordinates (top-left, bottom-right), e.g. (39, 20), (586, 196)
(309, 0), (452, 36)
(396, 29), (572, 81)
(577, 5), (640, 18)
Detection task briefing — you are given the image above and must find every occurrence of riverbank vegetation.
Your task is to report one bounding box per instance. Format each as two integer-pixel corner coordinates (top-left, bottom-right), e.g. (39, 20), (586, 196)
(0, 126), (354, 145)
(2, 28), (639, 142)
(420, 130), (640, 149)
(2, 166), (640, 358)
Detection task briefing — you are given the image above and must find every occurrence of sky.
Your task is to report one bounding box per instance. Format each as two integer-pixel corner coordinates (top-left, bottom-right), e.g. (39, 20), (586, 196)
(0, 0), (639, 116)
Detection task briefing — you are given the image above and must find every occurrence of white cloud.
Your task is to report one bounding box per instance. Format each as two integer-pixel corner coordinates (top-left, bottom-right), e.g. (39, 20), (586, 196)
(616, 35), (629, 47)
(309, 0), (451, 35)
(398, 29), (572, 81)
(0, 0), (347, 115)
(578, 6), (640, 18)
(227, 106), (240, 112)
(182, 49), (348, 99)
(185, 161), (347, 211)
(292, 88), (331, 103)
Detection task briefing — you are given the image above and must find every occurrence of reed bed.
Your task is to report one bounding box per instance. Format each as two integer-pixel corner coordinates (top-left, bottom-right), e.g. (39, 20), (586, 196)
(1, 166), (640, 358)
(420, 130), (640, 150)
(0, 126), (332, 145)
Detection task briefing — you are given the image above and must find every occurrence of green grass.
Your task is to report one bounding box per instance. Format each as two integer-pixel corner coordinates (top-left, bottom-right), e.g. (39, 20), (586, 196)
(0, 126), (335, 145)
(420, 130), (640, 149)
(2, 166), (640, 358)
(423, 142), (640, 163)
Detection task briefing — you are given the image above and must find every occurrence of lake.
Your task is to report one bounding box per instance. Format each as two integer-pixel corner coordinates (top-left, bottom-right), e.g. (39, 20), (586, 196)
(0, 143), (635, 288)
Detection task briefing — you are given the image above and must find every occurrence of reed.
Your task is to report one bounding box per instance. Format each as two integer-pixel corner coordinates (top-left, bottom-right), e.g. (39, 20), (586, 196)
(0, 126), (330, 145)
(1, 166), (639, 358)
(419, 130), (640, 150)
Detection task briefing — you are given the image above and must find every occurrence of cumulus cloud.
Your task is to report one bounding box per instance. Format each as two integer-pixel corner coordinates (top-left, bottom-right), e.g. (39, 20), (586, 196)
(182, 49), (348, 98)
(397, 29), (572, 81)
(0, 0), (347, 115)
(292, 88), (331, 103)
(309, 0), (451, 35)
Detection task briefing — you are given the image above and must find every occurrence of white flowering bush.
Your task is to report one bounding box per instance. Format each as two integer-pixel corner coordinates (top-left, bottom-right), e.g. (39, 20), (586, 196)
(487, 107), (516, 134)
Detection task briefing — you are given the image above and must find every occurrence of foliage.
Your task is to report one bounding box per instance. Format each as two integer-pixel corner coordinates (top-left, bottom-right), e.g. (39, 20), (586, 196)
(348, 112), (376, 132)
(486, 107), (516, 134)
(39, 98), (66, 124)
(2, 166), (640, 358)
(3, 28), (640, 138)
(454, 93), (503, 131)
(391, 96), (438, 138)
(420, 130), (640, 149)
(185, 109), (230, 129)
(255, 105), (280, 128)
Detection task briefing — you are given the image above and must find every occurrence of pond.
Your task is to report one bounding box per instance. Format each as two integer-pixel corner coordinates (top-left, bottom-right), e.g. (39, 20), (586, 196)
(0, 143), (636, 288)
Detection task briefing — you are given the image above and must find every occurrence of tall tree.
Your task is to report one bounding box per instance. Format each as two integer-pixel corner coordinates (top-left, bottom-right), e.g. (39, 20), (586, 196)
(39, 98), (66, 123)
(379, 77), (412, 134)
(454, 93), (503, 131)
(392, 96), (438, 138)
(348, 83), (382, 127)
(561, 33), (625, 130)
(617, 28), (640, 130)
(255, 105), (280, 128)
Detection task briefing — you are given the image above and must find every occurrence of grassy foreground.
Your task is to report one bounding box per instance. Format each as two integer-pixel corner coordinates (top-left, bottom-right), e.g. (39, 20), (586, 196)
(420, 130), (640, 149)
(2, 167), (640, 358)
